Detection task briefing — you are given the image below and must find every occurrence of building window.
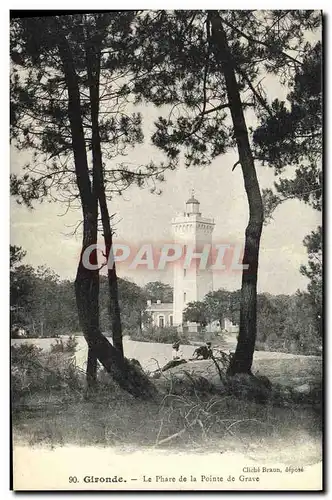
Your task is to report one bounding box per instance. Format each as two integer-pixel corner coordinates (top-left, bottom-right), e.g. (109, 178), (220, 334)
(184, 292), (186, 303)
(169, 315), (173, 326)
(159, 316), (164, 328)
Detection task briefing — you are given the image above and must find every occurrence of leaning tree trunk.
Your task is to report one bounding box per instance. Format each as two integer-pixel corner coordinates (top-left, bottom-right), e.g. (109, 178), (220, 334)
(75, 256), (156, 398)
(56, 20), (156, 397)
(85, 36), (124, 358)
(210, 14), (264, 374)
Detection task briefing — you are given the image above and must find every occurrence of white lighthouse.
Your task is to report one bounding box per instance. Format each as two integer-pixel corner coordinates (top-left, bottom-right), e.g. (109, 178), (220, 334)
(171, 192), (215, 326)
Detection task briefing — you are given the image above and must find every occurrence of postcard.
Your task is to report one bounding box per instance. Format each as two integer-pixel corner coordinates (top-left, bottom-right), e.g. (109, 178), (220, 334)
(10, 9), (323, 491)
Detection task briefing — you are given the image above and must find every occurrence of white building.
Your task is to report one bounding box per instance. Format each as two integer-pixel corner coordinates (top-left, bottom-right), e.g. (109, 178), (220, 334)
(145, 193), (238, 334)
(172, 194), (215, 326)
(146, 300), (173, 328)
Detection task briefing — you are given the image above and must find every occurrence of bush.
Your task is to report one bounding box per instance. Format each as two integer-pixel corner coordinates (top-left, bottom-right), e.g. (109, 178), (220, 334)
(130, 326), (190, 345)
(11, 343), (43, 363)
(50, 335), (78, 355)
(11, 342), (83, 402)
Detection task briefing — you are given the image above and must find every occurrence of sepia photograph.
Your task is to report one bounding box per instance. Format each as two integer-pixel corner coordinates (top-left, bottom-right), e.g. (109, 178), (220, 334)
(10, 9), (323, 491)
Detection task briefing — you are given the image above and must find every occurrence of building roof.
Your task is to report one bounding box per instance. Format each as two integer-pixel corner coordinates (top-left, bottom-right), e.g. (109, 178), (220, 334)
(186, 196), (199, 204)
(146, 302), (173, 311)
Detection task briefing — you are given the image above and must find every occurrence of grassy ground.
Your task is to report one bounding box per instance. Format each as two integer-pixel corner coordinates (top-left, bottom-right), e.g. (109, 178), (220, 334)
(12, 388), (321, 466)
(11, 337), (322, 466)
(160, 356), (322, 390)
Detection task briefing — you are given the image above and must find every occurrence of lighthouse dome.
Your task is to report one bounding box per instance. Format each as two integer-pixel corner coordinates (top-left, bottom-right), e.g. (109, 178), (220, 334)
(186, 196), (199, 205)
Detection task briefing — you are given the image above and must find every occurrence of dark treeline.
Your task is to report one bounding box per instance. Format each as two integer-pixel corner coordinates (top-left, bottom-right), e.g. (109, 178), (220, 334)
(10, 245), (174, 338)
(180, 287), (321, 355)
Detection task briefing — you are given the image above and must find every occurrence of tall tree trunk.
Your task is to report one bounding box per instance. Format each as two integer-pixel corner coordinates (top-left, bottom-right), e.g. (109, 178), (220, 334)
(85, 32), (124, 358)
(210, 14), (264, 374)
(56, 20), (100, 387)
(54, 20), (156, 398)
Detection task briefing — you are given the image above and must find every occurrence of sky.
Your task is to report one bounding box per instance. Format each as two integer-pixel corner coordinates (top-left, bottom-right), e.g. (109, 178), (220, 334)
(10, 21), (322, 296)
(11, 136), (320, 296)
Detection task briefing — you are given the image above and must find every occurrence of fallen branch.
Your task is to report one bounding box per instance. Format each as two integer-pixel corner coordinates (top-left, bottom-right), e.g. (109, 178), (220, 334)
(155, 419), (198, 447)
(210, 353), (225, 383)
(155, 417), (165, 446)
(225, 418), (267, 433)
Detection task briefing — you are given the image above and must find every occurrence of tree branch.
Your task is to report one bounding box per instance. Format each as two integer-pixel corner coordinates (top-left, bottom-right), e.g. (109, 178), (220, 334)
(232, 160), (241, 171)
(237, 69), (273, 117)
(221, 16), (304, 67)
(200, 102), (230, 117)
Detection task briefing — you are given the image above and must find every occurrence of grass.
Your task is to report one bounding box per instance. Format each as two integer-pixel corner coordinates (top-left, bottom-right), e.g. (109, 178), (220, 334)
(11, 338), (322, 465)
(12, 386), (321, 466)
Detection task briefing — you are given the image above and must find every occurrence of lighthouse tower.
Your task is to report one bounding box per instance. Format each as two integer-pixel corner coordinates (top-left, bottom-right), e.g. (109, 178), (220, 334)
(172, 193), (215, 326)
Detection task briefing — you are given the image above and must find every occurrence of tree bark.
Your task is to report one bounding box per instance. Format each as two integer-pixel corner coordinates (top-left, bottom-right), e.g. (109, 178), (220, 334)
(210, 13), (264, 374)
(85, 31), (124, 358)
(87, 347), (98, 388)
(55, 19), (100, 387)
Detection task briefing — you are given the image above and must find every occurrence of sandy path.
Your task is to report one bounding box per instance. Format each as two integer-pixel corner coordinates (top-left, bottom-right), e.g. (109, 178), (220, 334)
(12, 337), (322, 387)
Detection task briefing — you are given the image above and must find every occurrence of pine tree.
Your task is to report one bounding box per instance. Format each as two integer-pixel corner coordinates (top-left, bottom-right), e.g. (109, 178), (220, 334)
(130, 9), (321, 373)
(253, 38), (322, 332)
(10, 13), (165, 396)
